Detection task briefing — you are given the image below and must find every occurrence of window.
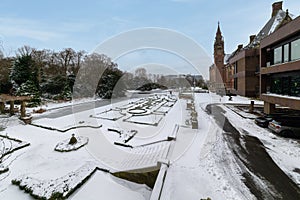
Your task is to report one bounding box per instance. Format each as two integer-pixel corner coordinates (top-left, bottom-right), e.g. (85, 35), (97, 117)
(291, 39), (300, 61)
(234, 78), (238, 90)
(283, 44), (289, 62)
(234, 62), (238, 74)
(270, 78), (282, 94)
(291, 76), (300, 97)
(269, 73), (300, 97)
(273, 46), (282, 64)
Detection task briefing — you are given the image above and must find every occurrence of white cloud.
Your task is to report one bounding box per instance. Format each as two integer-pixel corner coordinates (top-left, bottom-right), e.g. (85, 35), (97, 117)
(0, 17), (96, 42)
(0, 17), (65, 41)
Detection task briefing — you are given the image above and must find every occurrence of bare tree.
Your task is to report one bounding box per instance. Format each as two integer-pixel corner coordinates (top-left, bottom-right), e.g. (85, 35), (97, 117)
(17, 45), (35, 57)
(135, 67), (147, 78)
(73, 53), (111, 98)
(72, 50), (86, 76)
(57, 48), (77, 75)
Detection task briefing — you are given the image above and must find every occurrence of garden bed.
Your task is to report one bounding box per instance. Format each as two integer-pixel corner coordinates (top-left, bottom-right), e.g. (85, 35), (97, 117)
(12, 162), (109, 200)
(124, 114), (164, 126)
(0, 134), (30, 174)
(55, 136), (89, 152)
(92, 109), (125, 121)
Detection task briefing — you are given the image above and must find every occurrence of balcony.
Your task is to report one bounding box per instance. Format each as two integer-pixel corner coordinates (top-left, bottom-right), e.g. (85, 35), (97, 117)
(261, 93), (300, 110)
(261, 59), (300, 75)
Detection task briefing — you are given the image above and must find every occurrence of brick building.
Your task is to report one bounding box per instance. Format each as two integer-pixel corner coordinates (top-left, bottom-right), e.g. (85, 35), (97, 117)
(260, 15), (300, 113)
(228, 1), (292, 97)
(209, 22), (227, 93)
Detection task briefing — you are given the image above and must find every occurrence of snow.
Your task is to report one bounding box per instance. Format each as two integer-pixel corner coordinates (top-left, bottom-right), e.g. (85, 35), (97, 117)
(268, 9), (287, 35)
(70, 170), (151, 200)
(93, 109), (125, 120)
(55, 136), (89, 152)
(159, 93), (255, 200)
(222, 105), (300, 186)
(263, 93), (300, 101)
(32, 115), (101, 132)
(0, 91), (299, 199)
(12, 161), (98, 199)
(124, 114), (164, 126)
(0, 134), (30, 172)
(149, 163), (168, 200)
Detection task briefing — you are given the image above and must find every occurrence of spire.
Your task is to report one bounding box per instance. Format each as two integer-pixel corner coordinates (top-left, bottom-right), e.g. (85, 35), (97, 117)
(216, 21), (221, 36)
(215, 21), (223, 42)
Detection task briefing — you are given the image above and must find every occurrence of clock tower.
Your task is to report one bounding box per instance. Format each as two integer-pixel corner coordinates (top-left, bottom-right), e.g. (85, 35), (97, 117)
(213, 22), (225, 84)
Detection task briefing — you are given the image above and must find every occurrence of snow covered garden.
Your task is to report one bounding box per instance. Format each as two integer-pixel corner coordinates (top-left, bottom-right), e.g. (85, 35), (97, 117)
(0, 92), (299, 200)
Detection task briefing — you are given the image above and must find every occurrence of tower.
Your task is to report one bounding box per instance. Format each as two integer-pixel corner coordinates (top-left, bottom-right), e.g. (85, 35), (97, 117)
(213, 22), (225, 85)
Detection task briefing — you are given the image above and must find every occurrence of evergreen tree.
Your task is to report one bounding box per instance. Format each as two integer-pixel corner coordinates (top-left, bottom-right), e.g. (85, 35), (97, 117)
(10, 55), (39, 88)
(10, 55), (41, 105)
(96, 66), (125, 99)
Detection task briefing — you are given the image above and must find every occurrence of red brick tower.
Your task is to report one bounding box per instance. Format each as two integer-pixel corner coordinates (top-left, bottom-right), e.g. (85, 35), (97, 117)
(214, 22), (225, 86)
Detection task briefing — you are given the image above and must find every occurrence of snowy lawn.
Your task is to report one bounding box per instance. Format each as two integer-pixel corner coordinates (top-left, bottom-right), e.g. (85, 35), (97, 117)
(92, 109), (125, 121)
(70, 170), (152, 200)
(0, 134), (30, 174)
(124, 114), (164, 126)
(12, 161), (100, 199)
(1, 92), (266, 200)
(31, 116), (102, 132)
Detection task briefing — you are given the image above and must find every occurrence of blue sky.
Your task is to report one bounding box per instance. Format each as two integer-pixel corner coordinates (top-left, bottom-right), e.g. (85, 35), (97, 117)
(1, 0), (300, 78)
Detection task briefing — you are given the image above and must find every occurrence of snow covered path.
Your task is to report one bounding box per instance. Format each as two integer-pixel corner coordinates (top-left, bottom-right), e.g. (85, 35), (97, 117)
(159, 93), (300, 200)
(207, 104), (300, 200)
(160, 95), (255, 200)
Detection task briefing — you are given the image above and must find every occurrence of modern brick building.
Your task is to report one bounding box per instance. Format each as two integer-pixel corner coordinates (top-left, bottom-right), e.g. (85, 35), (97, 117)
(228, 1), (292, 97)
(260, 14), (300, 113)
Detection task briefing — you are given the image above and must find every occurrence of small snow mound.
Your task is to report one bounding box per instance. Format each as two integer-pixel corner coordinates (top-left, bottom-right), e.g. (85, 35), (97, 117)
(55, 136), (88, 152)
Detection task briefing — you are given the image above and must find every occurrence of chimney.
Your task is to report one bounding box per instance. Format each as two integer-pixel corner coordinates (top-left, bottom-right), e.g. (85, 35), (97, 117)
(249, 35), (256, 43)
(238, 44), (243, 50)
(272, 1), (283, 17)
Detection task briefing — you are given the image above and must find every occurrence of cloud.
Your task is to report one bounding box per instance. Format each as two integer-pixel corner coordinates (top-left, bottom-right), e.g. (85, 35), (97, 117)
(0, 17), (96, 42)
(0, 17), (65, 42)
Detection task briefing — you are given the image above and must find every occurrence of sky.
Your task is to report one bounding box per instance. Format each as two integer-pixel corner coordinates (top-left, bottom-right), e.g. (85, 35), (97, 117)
(1, 0), (300, 79)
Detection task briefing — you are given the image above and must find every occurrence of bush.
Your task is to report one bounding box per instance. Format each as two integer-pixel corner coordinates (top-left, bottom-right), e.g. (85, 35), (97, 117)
(137, 83), (168, 91)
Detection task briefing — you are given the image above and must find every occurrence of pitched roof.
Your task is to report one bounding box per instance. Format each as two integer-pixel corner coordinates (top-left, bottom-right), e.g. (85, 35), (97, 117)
(245, 9), (293, 49)
(224, 54), (231, 64)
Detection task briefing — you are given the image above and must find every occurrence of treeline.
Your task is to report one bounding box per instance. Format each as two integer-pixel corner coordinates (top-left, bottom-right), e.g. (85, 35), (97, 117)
(0, 45), (207, 106)
(0, 46), (126, 105)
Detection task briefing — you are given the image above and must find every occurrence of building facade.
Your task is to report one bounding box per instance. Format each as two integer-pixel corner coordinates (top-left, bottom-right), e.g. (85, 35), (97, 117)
(209, 22), (227, 93)
(228, 1), (292, 97)
(228, 42), (260, 97)
(260, 15), (300, 113)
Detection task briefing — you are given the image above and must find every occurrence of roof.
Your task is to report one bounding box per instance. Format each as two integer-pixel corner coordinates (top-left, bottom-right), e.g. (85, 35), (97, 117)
(245, 9), (293, 49)
(261, 14), (300, 48)
(226, 49), (240, 63)
(224, 54), (231, 64)
(227, 9), (293, 63)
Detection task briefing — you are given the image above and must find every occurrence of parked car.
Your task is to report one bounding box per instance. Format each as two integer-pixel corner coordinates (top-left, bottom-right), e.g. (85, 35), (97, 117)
(254, 113), (287, 128)
(268, 116), (300, 138)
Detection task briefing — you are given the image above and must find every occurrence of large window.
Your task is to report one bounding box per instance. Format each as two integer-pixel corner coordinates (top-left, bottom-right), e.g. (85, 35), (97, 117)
(269, 37), (300, 66)
(273, 47), (282, 64)
(291, 38), (300, 61)
(283, 44), (289, 62)
(270, 73), (300, 97)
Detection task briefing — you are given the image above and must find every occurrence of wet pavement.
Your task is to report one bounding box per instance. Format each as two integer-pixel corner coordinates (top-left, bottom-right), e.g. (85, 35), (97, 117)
(206, 104), (300, 200)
